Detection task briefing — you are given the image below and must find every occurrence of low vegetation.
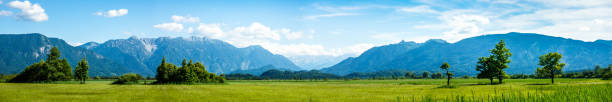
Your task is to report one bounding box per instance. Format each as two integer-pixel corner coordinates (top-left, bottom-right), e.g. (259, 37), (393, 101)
(112, 73), (142, 84)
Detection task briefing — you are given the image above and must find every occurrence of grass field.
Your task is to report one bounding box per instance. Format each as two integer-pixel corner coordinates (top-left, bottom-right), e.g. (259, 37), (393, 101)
(0, 79), (611, 102)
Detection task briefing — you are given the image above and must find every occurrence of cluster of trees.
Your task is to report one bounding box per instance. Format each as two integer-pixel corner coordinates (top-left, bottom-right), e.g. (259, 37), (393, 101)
(475, 40), (512, 84)
(112, 73), (142, 84)
(8, 47), (89, 83)
(154, 57), (225, 84)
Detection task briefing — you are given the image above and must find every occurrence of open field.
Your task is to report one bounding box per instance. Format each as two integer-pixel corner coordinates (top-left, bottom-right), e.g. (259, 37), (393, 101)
(0, 79), (611, 102)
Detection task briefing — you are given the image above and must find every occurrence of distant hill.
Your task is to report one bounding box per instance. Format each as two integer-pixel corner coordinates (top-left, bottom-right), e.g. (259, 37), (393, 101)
(323, 32), (612, 75)
(0, 33), (129, 76)
(80, 36), (301, 75)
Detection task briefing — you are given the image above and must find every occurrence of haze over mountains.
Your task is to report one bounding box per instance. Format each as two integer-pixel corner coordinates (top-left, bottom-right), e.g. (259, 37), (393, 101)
(1, 32), (611, 76)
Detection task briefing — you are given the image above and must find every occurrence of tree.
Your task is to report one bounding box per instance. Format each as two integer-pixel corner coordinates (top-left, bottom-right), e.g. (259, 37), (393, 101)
(404, 72), (415, 79)
(440, 62), (452, 86)
(431, 72), (443, 79)
(536, 52), (565, 84)
(74, 57), (89, 84)
(476, 57), (496, 84)
(489, 40), (512, 84)
(422, 71), (430, 79)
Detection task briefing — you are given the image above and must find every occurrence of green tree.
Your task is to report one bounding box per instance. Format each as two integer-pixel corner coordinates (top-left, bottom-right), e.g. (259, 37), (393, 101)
(536, 52), (565, 84)
(74, 57), (89, 84)
(404, 72), (415, 79)
(476, 57), (496, 84)
(440, 62), (452, 86)
(489, 40), (512, 84)
(422, 71), (430, 79)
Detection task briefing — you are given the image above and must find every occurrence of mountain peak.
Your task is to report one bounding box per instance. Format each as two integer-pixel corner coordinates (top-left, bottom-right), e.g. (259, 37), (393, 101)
(425, 39), (447, 44)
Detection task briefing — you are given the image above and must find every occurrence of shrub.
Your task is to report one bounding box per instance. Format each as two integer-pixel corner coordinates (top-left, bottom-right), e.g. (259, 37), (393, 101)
(112, 73), (142, 84)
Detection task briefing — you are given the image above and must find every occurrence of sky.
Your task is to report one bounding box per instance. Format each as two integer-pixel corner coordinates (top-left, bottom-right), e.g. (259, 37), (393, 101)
(1, 0), (612, 59)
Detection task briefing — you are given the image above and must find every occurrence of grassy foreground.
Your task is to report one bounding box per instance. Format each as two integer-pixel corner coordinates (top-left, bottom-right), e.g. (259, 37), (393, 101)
(0, 79), (610, 102)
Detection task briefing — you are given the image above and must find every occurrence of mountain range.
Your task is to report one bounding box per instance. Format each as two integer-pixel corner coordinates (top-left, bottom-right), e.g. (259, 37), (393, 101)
(322, 32), (612, 75)
(0, 33), (300, 76)
(1, 32), (611, 77)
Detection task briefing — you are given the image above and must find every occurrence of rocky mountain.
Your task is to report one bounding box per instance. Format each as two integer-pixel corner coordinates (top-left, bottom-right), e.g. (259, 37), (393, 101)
(80, 36), (301, 75)
(0, 33), (129, 76)
(323, 32), (612, 75)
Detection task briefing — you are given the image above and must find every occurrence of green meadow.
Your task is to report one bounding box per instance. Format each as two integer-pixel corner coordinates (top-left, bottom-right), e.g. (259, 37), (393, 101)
(0, 79), (611, 102)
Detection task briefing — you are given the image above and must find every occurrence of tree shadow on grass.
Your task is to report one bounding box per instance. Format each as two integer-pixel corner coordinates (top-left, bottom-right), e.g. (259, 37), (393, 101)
(525, 83), (551, 85)
(461, 82), (502, 86)
(47, 92), (108, 95)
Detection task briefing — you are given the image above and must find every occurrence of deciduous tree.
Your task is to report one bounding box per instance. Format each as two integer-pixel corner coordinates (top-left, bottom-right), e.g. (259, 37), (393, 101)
(537, 52), (565, 84)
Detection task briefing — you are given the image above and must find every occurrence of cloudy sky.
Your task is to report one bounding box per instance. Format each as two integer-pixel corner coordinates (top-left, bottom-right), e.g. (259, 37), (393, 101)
(1, 0), (611, 58)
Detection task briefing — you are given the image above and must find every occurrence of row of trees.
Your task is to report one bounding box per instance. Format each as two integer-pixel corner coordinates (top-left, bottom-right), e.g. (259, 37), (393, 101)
(154, 57), (225, 84)
(8, 47), (89, 83)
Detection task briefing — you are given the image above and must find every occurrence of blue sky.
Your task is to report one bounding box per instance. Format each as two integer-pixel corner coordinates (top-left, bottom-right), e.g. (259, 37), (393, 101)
(1, 0), (612, 59)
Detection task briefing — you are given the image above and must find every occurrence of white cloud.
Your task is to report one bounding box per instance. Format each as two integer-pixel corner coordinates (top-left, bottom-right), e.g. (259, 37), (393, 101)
(258, 43), (374, 57)
(96, 9), (128, 18)
(396, 5), (438, 14)
(305, 13), (359, 20)
(153, 22), (184, 32)
(0, 10), (12, 16)
(441, 14), (490, 42)
(281, 28), (303, 40)
(231, 22), (282, 41)
(195, 23), (224, 38)
(8, 0), (48, 22)
(171, 15), (199, 23)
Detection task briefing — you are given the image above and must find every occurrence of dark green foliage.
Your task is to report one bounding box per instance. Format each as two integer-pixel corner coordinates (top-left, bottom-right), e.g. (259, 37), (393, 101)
(154, 57), (224, 84)
(536, 52), (565, 83)
(260, 69), (340, 80)
(476, 57), (496, 84)
(404, 72), (416, 79)
(343, 70), (407, 79)
(431, 72), (444, 79)
(74, 58), (89, 84)
(600, 65), (612, 80)
(422, 71), (430, 78)
(225, 73), (261, 80)
(112, 73), (142, 84)
(9, 47), (73, 83)
(489, 40), (512, 84)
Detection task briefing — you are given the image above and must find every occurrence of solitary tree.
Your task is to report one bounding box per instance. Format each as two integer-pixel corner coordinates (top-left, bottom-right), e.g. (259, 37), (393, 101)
(536, 52), (565, 84)
(422, 71), (430, 79)
(74, 57), (89, 84)
(440, 62), (452, 86)
(490, 40), (512, 84)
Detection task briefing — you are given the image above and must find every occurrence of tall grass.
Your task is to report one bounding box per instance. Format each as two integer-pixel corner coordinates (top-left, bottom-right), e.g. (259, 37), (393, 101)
(0, 79), (610, 102)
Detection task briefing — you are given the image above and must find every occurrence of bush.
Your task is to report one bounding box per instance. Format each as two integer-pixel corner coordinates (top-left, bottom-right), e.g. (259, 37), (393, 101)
(112, 73), (142, 84)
